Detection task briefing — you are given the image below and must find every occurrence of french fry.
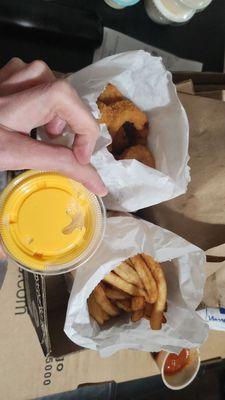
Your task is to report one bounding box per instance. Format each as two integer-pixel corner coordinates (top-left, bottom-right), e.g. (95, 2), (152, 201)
(144, 303), (153, 320)
(103, 272), (146, 297)
(131, 309), (144, 322)
(114, 262), (144, 288)
(116, 299), (132, 312)
(131, 296), (145, 311)
(105, 286), (129, 300)
(87, 293), (109, 325)
(126, 259), (134, 268)
(130, 255), (158, 303)
(142, 254), (167, 330)
(93, 283), (119, 317)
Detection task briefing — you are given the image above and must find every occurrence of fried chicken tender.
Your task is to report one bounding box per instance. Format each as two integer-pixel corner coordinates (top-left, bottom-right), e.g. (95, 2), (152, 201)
(98, 100), (148, 134)
(97, 84), (154, 161)
(98, 103), (129, 154)
(98, 101), (114, 132)
(97, 83), (124, 105)
(119, 145), (155, 168)
(112, 126), (129, 154)
(123, 122), (149, 146)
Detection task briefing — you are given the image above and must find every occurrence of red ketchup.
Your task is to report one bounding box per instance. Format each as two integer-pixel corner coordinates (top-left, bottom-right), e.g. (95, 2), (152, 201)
(164, 349), (190, 376)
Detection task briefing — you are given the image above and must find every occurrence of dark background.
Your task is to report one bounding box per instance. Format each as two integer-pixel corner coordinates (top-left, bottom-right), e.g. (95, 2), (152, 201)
(0, 0), (224, 73)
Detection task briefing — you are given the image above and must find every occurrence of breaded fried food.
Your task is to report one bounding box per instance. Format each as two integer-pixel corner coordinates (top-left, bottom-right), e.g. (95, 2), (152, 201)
(98, 100), (148, 134)
(119, 145), (155, 168)
(98, 83), (124, 105)
(112, 126), (129, 154)
(123, 122), (149, 146)
(98, 101), (114, 130)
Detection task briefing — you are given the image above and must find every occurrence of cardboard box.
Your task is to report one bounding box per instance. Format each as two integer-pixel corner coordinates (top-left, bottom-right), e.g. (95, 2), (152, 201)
(173, 72), (225, 92)
(0, 263), (158, 400)
(24, 271), (81, 357)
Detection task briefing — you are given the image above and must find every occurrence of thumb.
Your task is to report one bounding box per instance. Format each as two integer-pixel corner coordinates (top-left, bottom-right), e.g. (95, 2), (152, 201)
(0, 129), (107, 196)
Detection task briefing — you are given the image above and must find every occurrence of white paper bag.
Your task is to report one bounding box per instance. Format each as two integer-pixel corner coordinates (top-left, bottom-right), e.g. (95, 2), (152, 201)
(41, 50), (189, 211)
(64, 216), (208, 357)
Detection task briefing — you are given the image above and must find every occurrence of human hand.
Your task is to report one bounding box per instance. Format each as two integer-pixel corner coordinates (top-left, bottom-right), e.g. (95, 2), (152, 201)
(0, 58), (107, 196)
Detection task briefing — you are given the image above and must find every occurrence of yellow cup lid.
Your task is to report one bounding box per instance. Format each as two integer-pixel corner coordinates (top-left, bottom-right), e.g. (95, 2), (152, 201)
(0, 171), (102, 272)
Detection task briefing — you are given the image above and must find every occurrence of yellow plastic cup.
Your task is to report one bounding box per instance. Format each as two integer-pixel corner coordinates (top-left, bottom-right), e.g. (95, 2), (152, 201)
(0, 171), (106, 275)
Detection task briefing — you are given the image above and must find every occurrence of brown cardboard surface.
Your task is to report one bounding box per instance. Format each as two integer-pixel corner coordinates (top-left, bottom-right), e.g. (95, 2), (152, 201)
(176, 80), (195, 95)
(200, 331), (225, 361)
(1, 263), (225, 400)
(202, 244), (225, 308)
(173, 72), (225, 93)
(197, 90), (225, 101)
(0, 263), (157, 400)
(139, 93), (225, 251)
(173, 72), (225, 88)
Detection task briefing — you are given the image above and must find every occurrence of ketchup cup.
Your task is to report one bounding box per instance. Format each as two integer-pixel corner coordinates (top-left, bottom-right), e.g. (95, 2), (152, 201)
(152, 348), (200, 390)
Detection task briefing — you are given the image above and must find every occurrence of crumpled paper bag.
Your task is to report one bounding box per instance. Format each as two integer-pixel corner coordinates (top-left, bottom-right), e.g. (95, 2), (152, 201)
(202, 244), (225, 308)
(64, 216), (208, 357)
(140, 93), (225, 250)
(40, 50), (190, 212)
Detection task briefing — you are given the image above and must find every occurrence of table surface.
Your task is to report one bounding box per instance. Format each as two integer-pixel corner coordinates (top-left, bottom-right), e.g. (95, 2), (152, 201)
(0, 0), (224, 72)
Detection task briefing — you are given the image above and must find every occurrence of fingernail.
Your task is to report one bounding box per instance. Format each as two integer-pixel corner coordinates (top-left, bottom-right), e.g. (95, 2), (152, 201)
(75, 144), (93, 165)
(53, 119), (66, 134)
(98, 185), (108, 197)
(47, 118), (66, 135)
(86, 180), (108, 197)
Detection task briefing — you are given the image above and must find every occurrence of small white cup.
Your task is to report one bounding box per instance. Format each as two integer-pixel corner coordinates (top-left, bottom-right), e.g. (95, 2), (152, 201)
(144, 0), (195, 25)
(179, 0), (213, 10)
(153, 348), (201, 390)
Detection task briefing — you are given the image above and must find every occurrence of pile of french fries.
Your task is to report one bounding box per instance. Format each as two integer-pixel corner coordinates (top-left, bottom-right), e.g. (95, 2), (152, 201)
(87, 253), (167, 330)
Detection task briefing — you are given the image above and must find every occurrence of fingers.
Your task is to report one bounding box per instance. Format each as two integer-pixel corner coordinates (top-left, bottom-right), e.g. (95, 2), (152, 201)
(50, 80), (99, 164)
(0, 59), (66, 136)
(0, 59), (55, 95)
(45, 117), (67, 136)
(0, 128), (107, 196)
(73, 128), (97, 166)
(0, 57), (26, 84)
(0, 80), (100, 164)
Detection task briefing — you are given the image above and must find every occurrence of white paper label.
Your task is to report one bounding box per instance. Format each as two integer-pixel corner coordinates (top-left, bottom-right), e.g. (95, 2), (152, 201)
(197, 308), (225, 331)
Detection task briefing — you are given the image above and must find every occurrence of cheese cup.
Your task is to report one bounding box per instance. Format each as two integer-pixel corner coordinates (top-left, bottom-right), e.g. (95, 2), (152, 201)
(0, 171), (106, 275)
